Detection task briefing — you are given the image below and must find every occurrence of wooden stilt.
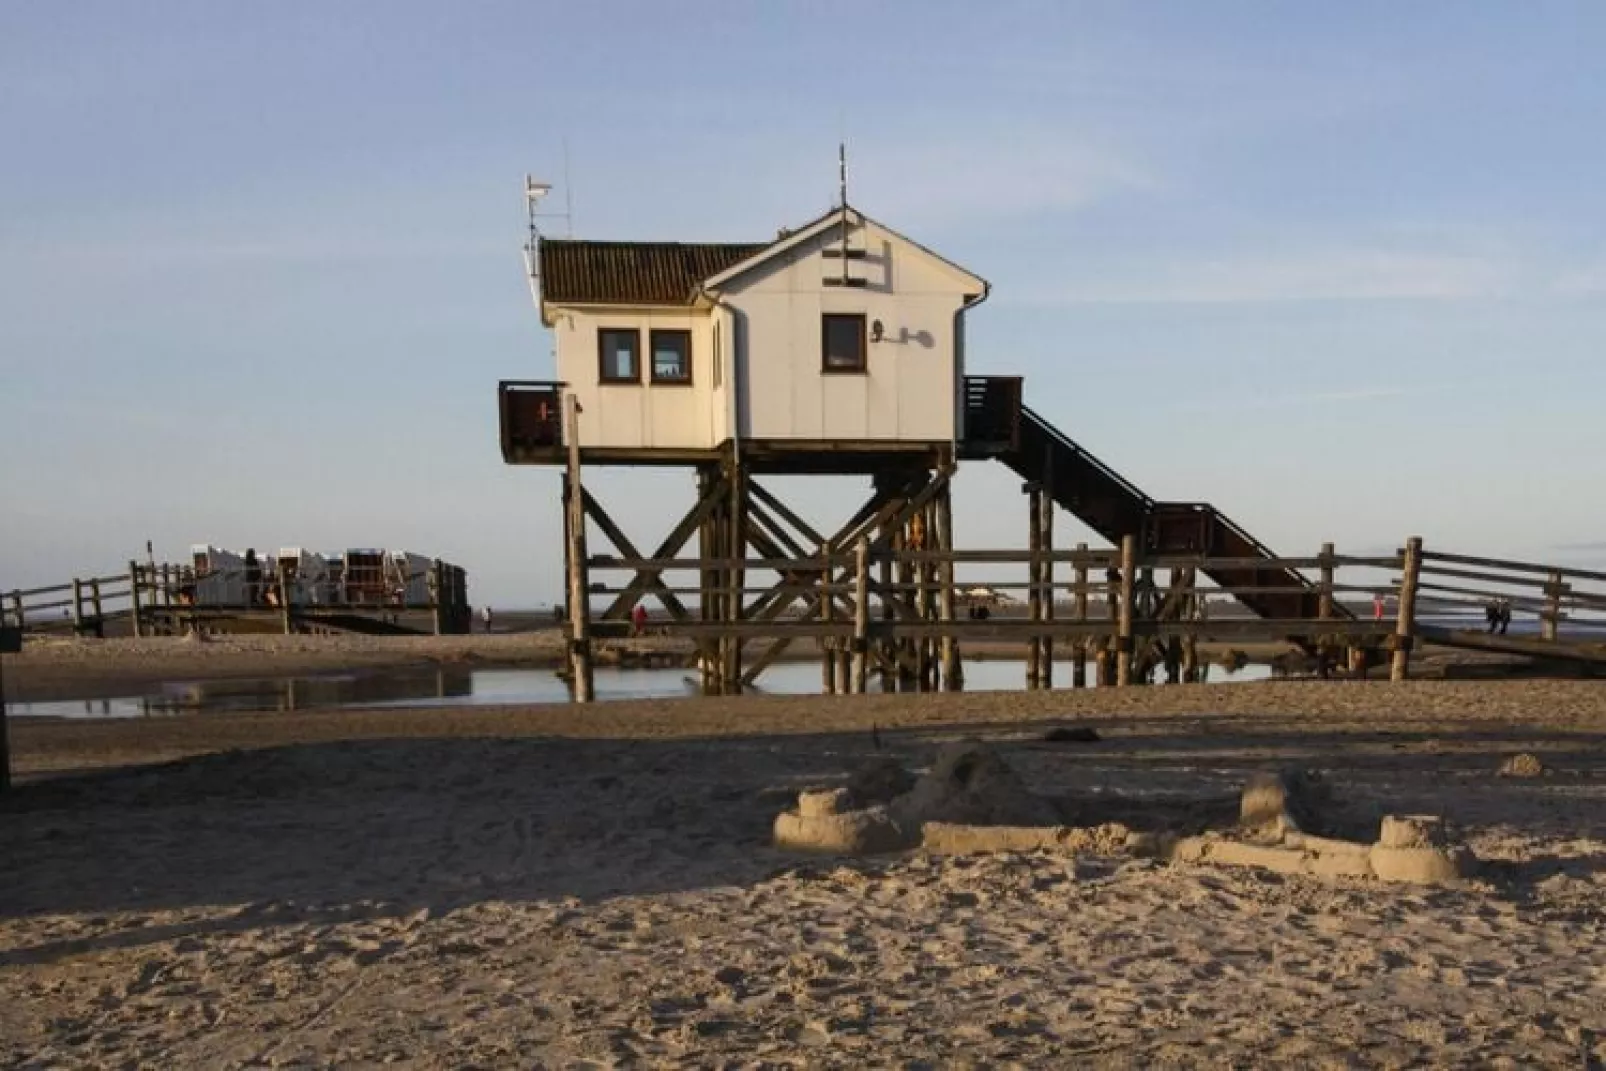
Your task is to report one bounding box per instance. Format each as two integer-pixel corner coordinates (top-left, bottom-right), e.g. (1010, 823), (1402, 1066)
(936, 480), (959, 690)
(1072, 542), (1088, 689)
(1026, 483), (1041, 690)
(852, 538), (870, 694)
(563, 395), (594, 702)
(1116, 535), (1137, 687)
(725, 455), (746, 694)
(1040, 486), (1055, 690)
(820, 540), (836, 694)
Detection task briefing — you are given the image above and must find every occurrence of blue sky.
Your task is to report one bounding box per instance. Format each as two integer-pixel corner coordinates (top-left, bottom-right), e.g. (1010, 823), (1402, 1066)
(3, 2), (1604, 605)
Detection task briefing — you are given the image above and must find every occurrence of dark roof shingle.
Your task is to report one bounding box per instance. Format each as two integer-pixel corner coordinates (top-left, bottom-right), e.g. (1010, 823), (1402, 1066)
(538, 240), (768, 306)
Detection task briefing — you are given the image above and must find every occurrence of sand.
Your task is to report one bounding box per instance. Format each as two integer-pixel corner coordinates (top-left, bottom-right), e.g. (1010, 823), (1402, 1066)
(5, 679), (1606, 1066)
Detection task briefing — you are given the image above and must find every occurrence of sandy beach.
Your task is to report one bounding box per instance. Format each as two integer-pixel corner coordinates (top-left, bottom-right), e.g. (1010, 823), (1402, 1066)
(4, 665), (1606, 1067)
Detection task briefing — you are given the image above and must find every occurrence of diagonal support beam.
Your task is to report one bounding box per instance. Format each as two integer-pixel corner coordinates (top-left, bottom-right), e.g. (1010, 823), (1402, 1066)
(582, 488), (695, 623)
(599, 471), (730, 621)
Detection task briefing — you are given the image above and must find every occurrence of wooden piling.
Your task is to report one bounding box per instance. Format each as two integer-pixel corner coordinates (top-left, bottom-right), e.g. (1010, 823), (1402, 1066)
(725, 457), (746, 693)
(820, 541), (836, 694)
(1390, 536), (1423, 682)
(1040, 487), (1055, 690)
(936, 486), (959, 690)
(90, 578), (103, 634)
(127, 561), (143, 638)
(71, 578), (84, 632)
(1072, 542), (1088, 688)
(1116, 535), (1137, 687)
(563, 394), (594, 702)
(852, 538), (870, 694)
(1026, 485), (1041, 690)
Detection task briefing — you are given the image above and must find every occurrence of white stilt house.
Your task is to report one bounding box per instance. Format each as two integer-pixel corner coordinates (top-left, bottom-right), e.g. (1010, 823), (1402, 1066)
(504, 203), (990, 459)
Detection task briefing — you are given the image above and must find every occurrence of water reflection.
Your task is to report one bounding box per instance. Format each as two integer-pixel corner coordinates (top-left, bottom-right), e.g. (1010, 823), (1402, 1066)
(12, 658), (1273, 720)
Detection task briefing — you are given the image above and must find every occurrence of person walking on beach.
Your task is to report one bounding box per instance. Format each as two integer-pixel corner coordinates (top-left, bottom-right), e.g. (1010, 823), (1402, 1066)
(480, 605), (493, 633)
(1373, 593), (1386, 621)
(631, 603), (648, 637)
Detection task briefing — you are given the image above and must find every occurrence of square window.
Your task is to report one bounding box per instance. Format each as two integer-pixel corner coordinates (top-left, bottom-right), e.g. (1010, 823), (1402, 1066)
(650, 330), (692, 384)
(822, 313), (866, 373)
(598, 329), (640, 383)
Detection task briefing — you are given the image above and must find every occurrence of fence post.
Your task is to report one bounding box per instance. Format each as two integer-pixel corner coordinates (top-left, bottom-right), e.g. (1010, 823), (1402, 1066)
(127, 561), (143, 638)
(0, 647), (10, 794)
(71, 578), (84, 633)
(7, 590), (21, 631)
(277, 561), (293, 635)
(851, 538), (870, 694)
(1541, 570), (1564, 641)
(90, 578), (104, 634)
(428, 560), (444, 636)
(1116, 534), (1136, 687)
(1318, 541), (1335, 677)
(1390, 536), (1423, 682)
(1318, 542), (1335, 621)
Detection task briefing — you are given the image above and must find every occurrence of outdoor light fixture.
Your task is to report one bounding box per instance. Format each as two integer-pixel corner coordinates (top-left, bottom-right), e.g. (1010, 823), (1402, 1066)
(871, 319), (884, 342)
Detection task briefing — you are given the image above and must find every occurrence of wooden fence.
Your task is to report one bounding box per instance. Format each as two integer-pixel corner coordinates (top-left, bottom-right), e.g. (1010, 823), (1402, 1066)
(567, 535), (1606, 698)
(3, 560), (472, 638)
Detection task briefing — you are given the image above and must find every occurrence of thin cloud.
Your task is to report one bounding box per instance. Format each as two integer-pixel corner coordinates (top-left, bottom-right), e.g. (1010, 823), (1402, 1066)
(1160, 386), (1419, 415)
(1007, 249), (1513, 306)
(851, 126), (1161, 230)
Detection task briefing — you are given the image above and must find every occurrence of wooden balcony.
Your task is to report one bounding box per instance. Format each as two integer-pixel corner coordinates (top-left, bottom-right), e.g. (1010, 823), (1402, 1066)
(499, 380), (564, 463)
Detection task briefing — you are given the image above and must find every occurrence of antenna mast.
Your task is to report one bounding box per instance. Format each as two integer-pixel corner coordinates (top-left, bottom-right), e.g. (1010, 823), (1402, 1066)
(522, 166), (575, 314)
(838, 142), (848, 208)
(522, 176), (553, 311)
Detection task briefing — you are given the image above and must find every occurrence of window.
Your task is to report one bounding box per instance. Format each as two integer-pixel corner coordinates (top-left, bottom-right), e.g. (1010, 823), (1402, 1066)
(650, 330), (692, 384)
(822, 313), (867, 374)
(598, 328), (640, 383)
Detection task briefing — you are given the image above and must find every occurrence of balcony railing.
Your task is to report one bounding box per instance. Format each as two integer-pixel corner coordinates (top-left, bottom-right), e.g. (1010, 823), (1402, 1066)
(499, 380), (564, 462)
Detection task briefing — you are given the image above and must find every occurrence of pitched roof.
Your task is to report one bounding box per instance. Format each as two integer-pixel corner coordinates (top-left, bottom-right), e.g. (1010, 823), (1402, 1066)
(538, 240), (767, 306)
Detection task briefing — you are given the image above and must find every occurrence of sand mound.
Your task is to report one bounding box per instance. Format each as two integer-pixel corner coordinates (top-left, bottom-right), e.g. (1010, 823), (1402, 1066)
(776, 743), (1064, 855)
(893, 742), (1062, 829)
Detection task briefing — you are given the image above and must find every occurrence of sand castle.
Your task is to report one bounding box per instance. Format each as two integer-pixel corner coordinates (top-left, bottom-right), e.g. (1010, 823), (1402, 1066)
(774, 741), (1477, 886)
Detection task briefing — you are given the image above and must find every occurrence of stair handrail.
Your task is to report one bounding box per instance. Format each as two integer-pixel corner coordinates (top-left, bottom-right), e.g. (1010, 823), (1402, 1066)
(1019, 404), (1156, 510)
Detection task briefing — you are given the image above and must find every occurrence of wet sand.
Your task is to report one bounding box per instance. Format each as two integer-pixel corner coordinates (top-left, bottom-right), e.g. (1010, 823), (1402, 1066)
(4, 680), (1606, 1065)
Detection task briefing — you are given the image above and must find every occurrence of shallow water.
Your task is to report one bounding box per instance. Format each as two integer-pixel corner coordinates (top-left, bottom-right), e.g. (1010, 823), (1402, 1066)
(10, 658), (1272, 720)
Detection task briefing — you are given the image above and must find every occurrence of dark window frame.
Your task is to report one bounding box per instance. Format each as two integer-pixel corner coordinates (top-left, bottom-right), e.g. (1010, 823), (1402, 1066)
(597, 327), (642, 384)
(821, 313), (867, 375)
(649, 329), (693, 385)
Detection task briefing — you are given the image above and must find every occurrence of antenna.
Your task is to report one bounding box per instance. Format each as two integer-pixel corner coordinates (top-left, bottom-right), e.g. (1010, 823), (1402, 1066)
(838, 142), (848, 209)
(521, 170), (573, 313)
(522, 175), (552, 310)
